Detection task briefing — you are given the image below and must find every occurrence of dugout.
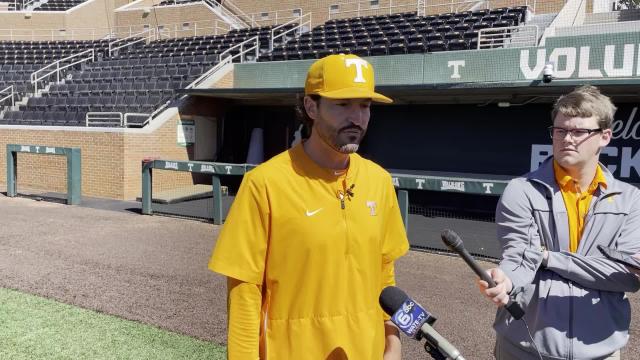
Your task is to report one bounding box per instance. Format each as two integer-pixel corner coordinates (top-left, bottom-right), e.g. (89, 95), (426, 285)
(181, 84), (640, 258)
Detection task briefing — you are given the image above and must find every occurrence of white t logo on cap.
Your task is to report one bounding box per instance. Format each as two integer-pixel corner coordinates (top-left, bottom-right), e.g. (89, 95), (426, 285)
(345, 58), (369, 83)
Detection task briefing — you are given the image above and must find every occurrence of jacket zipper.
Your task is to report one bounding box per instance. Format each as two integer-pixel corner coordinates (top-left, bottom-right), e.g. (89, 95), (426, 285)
(568, 281), (573, 359)
(337, 180), (352, 255)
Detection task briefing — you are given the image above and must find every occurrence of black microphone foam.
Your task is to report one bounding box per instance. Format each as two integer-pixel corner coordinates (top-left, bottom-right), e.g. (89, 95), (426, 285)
(379, 286), (408, 316)
(441, 228), (463, 252)
(440, 229), (525, 320)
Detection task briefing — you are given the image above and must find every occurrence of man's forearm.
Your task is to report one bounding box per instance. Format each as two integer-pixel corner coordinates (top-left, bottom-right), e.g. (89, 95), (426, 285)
(544, 251), (640, 292)
(227, 277), (262, 359)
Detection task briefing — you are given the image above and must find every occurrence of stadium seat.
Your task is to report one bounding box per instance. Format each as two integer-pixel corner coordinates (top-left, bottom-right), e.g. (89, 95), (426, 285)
(389, 42), (407, 55)
(427, 40), (447, 52)
(448, 39), (469, 51)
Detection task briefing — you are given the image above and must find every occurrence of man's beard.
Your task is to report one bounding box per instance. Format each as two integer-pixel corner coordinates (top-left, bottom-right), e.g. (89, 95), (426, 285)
(339, 143), (360, 153)
(317, 123), (366, 154)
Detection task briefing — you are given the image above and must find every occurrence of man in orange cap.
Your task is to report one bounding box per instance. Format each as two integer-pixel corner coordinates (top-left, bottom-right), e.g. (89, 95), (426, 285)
(209, 54), (409, 359)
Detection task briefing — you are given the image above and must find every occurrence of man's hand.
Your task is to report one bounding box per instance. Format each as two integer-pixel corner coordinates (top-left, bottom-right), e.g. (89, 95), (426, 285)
(629, 254), (640, 277)
(383, 320), (401, 360)
(476, 268), (513, 307)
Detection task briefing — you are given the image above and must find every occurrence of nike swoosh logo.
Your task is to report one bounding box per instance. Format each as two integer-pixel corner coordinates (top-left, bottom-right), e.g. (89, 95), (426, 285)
(306, 208), (323, 216)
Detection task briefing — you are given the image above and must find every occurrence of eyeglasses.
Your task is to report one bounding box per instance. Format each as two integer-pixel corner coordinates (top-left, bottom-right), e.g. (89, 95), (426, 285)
(548, 126), (603, 140)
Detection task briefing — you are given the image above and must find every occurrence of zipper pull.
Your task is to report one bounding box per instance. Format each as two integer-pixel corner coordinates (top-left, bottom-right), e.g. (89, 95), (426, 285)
(338, 191), (345, 210)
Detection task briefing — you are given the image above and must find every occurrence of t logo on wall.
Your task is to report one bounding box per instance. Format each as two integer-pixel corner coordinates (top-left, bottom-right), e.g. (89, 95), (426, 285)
(345, 58), (369, 83)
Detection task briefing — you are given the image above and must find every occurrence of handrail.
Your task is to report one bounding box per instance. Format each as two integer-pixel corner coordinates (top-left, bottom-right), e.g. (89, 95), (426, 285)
(30, 49), (95, 93)
(109, 28), (155, 57)
(244, 7), (305, 27)
(186, 35), (259, 90)
(270, 13), (312, 51)
(0, 85), (14, 107)
(23, 0), (36, 10)
(153, 21), (231, 39)
(186, 56), (232, 90)
(86, 112), (123, 127)
(203, 0), (251, 29)
(477, 24), (539, 49)
(0, 19), (233, 41)
(328, 0), (418, 19)
(139, 101), (171, 127)
(219, 0), (259, 27)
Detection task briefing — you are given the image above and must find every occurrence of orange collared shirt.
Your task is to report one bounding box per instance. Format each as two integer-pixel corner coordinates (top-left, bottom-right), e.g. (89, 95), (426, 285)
(553, 160), (607, 253)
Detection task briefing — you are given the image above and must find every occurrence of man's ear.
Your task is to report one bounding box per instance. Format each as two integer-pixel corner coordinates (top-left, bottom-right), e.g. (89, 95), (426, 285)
(304, 96), (319, 121)
(600, 128), (612, 148)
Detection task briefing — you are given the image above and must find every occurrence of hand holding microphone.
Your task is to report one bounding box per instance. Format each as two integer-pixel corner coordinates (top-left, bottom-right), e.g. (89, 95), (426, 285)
(441, 229), (524, 320)
(478, 268), (513, 308)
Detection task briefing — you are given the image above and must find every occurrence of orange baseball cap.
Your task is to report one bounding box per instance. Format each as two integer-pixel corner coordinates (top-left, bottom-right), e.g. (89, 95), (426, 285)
(304, 54), (392, 103)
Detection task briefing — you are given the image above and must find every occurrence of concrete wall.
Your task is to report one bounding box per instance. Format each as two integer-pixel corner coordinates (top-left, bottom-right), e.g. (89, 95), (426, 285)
(114, 2), (230, 38)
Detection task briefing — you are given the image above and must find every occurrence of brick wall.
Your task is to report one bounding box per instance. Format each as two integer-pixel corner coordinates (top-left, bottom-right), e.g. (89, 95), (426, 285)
(212, 69), (234, 88)
(230, 0), (419, 26)
(0, 111), (198, 200)
(114, 3), (230, 38)
(0, 0), (130, 41)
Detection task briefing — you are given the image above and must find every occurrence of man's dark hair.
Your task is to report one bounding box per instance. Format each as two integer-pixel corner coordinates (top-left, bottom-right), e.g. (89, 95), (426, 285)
(295, 94), (320, 138)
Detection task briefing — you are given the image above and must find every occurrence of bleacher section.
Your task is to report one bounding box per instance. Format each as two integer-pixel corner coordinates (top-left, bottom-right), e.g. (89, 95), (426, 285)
(0, 40), (109, 97)
(0, 0), (89, 11)
(0, 25), (291, 127)
(261, 6), (527, 60)
(0, 5), (532, 127)
(156, 0), (219, 6)
(0, 0), (18, 10)
(36, 0), (88, 11)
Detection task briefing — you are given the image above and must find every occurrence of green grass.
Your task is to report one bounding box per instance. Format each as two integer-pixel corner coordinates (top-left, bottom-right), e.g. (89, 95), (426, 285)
(0, 287), (226, 360)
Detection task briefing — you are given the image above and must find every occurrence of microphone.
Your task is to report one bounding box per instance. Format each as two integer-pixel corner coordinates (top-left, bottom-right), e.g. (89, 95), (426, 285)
(441, 229), (525, 320)
(380, 286), (466, 360)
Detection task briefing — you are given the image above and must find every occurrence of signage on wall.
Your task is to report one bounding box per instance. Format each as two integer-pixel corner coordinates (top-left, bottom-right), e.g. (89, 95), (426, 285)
(177, 120), (195, 147)
(531, 106), (640, 183)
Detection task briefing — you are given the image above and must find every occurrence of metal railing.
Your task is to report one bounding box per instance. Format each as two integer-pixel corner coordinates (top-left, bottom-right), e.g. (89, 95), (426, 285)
(23, 0), (36, 9)
(328, 0), (420, 19)
(85, 99), (172, 128)
(0, 85), (15, 108)
(477, 24), (539, 49)
(218, 0), (259, 27)
(417, 0), (426, 16)
(0, 19), (232, 42)
(153, 20), (231, 39)
(30, 49), (95, 93)
(85, 112), (123, 127)
(244, 7), (305, 27)
(326, 0), (537, 19)
(203, 0), (253, 29)
(126, 113), (152, 127)
(138, 102), (170, 128)
(270, 13), (311, 51)
(186, 35), (259, 90)
(108, 28), (155, 57)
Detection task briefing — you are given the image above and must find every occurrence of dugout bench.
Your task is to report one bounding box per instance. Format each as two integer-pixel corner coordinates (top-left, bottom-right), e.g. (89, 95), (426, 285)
(141, 159), (512, 228)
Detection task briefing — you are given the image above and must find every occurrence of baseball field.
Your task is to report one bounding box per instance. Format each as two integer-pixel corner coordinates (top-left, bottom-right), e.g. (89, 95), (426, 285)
(1, 194), (638, 359)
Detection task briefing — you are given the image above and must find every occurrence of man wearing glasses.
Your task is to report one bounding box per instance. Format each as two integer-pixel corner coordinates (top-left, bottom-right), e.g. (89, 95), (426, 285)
(477, 85), (640, 359)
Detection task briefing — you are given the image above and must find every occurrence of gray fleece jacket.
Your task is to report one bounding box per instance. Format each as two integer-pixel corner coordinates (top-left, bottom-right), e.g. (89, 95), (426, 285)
(494, 157), (640, 360)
